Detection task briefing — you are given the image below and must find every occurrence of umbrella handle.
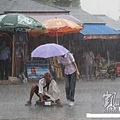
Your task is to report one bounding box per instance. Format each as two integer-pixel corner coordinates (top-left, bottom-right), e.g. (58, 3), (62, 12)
(56, 32), (58, 44)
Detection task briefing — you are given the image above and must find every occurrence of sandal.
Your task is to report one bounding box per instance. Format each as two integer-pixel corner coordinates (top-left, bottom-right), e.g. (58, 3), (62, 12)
(25, 101), (31, 106)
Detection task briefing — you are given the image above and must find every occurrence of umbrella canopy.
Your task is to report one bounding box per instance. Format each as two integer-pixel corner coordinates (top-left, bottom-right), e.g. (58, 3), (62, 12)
(0, 13), (45, 31)
(28, 28), (48, 37)
(42, 17), (83, 36)
(0, 13), (46, 77)
(31, 43), (69, 58)
(42, 18), (83, 43)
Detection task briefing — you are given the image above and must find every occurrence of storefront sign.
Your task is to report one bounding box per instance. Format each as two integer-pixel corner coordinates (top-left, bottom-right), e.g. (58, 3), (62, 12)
(25, 60), (50, 79)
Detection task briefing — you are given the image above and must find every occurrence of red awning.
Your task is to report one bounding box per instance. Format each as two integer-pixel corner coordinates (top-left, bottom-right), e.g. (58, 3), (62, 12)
(83, 35), (120, 40)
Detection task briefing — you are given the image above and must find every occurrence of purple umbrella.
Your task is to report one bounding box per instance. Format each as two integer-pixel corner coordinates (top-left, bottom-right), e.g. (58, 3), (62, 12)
(31, 43), (69, 58)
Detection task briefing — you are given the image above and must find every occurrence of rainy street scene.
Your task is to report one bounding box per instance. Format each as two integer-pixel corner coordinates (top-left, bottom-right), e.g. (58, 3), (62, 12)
(0, 0), (120, 120)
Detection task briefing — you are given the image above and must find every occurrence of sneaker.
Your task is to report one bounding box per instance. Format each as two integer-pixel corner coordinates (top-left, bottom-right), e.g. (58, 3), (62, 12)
(55, 100), (62, 107)
(69, 101), (74, 106)
(25, 101), (31, 106)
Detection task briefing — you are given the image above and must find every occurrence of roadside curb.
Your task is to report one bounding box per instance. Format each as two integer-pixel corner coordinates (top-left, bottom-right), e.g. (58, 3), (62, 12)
(0, 80), (21, 85)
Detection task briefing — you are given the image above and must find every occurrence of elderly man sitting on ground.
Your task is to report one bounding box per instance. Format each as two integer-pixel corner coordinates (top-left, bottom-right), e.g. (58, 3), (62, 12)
(25, 72), (61, 106)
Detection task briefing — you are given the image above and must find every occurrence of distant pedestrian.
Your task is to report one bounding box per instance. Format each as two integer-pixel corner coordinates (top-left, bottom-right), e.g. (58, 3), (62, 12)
(50, 57), (57, 80)
(83, 48), (95, 81)
(0, 41), (11, 80)
(95, 52), (101, 70)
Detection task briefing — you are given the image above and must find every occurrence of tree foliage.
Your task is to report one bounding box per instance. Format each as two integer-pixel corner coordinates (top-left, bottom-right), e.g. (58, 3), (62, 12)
(38, 0), (80, 7)
(72, 0), (80, 7)
(39, 0), (53, 4)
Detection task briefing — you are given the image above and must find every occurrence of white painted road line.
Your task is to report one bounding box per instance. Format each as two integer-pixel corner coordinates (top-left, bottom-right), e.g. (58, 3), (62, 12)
(86, 113), (120, 118)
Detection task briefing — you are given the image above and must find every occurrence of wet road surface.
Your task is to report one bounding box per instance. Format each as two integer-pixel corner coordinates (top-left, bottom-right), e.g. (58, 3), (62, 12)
(1, 78), (120, 120)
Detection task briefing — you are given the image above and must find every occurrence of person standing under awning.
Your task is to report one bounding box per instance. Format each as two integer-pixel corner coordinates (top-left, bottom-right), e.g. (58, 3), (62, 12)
(0, 41), (11, 80)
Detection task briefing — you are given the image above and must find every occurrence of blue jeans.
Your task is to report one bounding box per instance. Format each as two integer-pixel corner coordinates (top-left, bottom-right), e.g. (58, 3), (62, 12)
(65, 71), (76, 102)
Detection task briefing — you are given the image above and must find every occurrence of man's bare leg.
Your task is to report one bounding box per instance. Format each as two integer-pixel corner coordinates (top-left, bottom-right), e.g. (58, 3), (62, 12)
(25, 85), (37, 106)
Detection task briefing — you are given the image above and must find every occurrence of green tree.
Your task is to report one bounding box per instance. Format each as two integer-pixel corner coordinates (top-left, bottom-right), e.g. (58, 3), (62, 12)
(40, 0), (53, 4)
(38, 0), (80, 7)
(53, 0), (80, 7)
(72, 0), (80, 7)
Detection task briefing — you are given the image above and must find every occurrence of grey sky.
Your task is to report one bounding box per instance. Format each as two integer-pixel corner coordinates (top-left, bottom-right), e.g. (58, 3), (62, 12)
(81, 0), (120, 21)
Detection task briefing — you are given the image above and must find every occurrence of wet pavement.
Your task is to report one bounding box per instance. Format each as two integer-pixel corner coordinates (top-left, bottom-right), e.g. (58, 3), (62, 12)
(1, 78), (120, 120)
